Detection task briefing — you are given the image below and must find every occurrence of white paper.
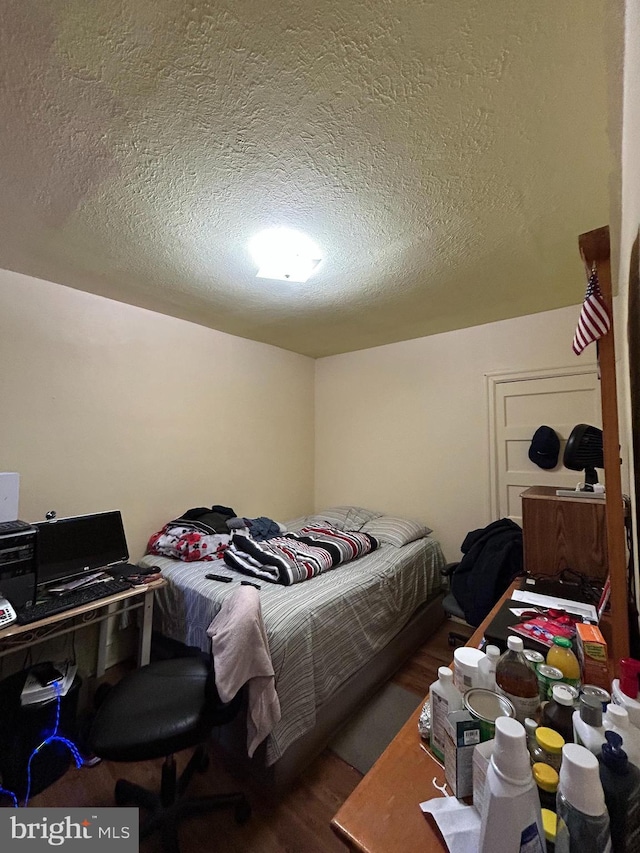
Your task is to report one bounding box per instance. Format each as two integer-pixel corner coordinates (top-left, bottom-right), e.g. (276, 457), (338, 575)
(420, 797), (481, 853)
(511, 589), (597, 622)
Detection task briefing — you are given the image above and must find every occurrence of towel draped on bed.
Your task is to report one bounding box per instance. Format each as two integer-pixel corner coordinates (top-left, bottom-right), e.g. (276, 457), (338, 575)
(206, 586), (281, 757)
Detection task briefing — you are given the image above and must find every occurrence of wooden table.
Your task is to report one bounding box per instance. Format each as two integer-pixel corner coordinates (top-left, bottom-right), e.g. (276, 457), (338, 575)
(331, 584), (518, 853)
(0, 579), (166, 677)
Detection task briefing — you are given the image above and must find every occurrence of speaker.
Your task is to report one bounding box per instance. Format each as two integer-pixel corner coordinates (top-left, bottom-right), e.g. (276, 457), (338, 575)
(0, 570), (36, 609)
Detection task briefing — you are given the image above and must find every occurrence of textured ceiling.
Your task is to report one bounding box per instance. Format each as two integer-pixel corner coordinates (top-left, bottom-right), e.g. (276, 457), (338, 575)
(0, 0), (616, 358)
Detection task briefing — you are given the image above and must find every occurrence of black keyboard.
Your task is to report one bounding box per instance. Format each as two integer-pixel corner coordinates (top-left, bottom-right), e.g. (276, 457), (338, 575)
(16, 579), (133, 625)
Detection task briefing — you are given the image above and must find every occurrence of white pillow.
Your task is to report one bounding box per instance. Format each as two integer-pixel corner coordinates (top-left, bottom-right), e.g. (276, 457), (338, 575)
(315, 506), (383, 531)
(361, 516), (432, 547)
(285, 506), (383, 533)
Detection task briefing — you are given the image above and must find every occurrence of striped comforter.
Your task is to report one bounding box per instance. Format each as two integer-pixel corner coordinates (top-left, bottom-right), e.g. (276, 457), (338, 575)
(139, 535), (445, 765)
(223, 524), (379, 584)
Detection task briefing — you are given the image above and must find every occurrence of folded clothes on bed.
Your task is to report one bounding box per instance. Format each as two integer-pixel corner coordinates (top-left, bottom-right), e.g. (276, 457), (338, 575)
(223, 524), (378, 585)
(147, 524), (231, 561)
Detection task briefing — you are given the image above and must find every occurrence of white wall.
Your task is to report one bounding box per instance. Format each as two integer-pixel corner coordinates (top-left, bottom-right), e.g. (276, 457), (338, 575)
(617, 0), (640, 596)
(315, 306), (600, 562)
(0, 269), (315, 559)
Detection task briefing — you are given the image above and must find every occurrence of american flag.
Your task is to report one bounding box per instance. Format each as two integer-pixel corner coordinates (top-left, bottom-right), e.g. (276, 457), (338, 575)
(572, 265), (611, 356)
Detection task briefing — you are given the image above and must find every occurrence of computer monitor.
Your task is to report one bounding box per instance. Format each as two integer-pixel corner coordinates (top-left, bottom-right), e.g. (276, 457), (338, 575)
(34, 511), (129, 587)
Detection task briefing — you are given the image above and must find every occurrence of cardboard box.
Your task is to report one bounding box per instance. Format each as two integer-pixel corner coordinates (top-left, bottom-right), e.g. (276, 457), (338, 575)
(472, 739), (494, 817)
(444, 711), (482, 799)
(576, 622), (610, 691)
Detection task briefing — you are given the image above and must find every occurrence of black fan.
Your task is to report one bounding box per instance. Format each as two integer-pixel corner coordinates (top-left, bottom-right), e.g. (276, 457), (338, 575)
(563, 423), (604, 490)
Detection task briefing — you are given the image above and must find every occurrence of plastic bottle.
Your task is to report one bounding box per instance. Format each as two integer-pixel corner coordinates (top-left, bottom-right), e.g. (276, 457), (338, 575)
(603, 704), (640, 769)
(495, 636), (541, 723)
(453, 646), (486, 692)
(546, 637), (581, 689)
(478, 644), (501, 690)
(598, 730), (640, 852)
(572, 694), (606, 753)
(611, 658), (640, 728)
(532, 761), (559, 812)
(542, 807), (558, 853)
(478, 716), (545, 853)
(429, 666), (463, 762)
(531, 726), (565, 772)
(525, 717), (539, 754)
(542, 684), (577, 743)
(555, 743), (612, 853)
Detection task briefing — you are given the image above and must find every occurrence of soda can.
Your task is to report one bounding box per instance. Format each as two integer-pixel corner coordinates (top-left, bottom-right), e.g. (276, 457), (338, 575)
(581, 684), (611, 712)
(524, 650), (545, 671)
(536, 664), (564, 701)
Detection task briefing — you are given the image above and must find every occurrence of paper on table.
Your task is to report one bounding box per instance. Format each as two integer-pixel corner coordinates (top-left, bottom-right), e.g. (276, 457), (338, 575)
(420, 797), (481, 853)
(511, 589), (598, 622)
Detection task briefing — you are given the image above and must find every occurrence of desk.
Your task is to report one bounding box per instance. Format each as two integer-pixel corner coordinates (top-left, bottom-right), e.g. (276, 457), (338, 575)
(0, 580), (166, 677)
(331, 584), (518, 853)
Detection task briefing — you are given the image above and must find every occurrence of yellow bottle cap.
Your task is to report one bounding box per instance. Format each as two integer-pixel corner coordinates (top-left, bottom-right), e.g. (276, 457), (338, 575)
(532, 762), (559, 792)
(542, 808), (557, 842)
(535, 726), (565, 754)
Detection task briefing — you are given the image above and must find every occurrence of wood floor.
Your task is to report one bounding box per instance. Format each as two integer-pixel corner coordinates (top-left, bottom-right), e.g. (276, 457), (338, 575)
(28, 619), (473, 853)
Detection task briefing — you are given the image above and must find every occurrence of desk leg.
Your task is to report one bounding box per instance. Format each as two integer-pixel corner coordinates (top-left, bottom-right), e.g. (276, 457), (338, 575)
(137, 588), (154, 667)
(97, 603), (118, 677)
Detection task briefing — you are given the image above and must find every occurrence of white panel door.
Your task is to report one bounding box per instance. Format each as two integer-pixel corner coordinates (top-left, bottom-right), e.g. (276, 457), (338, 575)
(487, 367), (601, 524)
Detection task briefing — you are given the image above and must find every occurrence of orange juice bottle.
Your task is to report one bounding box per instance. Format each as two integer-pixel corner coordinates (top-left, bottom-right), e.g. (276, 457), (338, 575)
(546, 636), (581, 687)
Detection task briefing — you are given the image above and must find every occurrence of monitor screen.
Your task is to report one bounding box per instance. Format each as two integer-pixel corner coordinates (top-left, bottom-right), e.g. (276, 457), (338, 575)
(34, 511), (129, 586)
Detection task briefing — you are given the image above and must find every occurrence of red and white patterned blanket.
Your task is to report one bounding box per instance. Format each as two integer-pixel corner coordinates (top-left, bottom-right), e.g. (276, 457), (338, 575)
(223, 524), (378, 585)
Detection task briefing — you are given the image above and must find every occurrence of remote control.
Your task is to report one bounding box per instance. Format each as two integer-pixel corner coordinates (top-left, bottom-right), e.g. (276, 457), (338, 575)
(205, 573), (233, 582)
(240, 580), (261, 589)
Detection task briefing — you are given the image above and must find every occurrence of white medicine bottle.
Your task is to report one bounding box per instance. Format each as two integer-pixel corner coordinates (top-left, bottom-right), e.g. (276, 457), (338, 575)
(478, 716), (545, 853)
(572, 693), (605, 754)
(603, 704), (640, 769)
(477, 644), (501, 690)
(429, 666), (463, 762)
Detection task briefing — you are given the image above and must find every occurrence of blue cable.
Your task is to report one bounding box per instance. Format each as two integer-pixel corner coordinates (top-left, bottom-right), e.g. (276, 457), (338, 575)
(17, 678), (85, 807)
(0, 786), (18, 808)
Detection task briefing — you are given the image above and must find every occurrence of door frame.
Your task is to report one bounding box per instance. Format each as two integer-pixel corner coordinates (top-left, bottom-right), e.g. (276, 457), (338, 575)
(485, 364), (599, 520)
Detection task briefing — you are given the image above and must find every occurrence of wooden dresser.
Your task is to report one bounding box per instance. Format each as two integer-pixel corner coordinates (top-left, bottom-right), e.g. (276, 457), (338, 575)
(521, 485), (608, 581)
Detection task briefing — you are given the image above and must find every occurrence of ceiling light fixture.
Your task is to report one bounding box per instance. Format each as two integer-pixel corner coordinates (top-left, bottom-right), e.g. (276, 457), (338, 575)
(249, 227), (322, 283)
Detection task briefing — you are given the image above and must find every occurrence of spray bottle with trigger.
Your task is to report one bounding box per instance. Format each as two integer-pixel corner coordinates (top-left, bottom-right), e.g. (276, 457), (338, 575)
(612, 658), (640, 728)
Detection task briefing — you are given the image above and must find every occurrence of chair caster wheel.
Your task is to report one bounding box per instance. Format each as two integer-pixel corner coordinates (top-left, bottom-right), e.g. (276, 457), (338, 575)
(114, 779), (136, 806)
(235, 801), (251, 825)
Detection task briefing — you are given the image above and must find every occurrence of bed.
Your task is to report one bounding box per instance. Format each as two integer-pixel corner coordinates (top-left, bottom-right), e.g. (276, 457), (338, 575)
(137, 506), (446, 790)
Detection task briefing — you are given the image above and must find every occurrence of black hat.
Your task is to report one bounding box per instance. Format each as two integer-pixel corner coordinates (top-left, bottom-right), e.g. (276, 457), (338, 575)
(528, 426), (560, 469)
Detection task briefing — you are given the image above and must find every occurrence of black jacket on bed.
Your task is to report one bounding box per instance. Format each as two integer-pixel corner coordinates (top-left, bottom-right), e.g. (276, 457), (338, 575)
(449, 518), (523, 627)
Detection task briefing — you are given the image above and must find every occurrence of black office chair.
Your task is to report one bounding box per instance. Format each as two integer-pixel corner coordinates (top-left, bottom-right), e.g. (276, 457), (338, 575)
(441, 563), (473, 647)
(89, 656), (250, 853)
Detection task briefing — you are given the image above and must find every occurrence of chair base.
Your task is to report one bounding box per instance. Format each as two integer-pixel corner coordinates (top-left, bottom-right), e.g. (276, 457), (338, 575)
(114, 746), (251, 853)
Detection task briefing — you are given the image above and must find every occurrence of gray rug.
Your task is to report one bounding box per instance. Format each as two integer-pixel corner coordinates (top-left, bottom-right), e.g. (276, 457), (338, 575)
(329, 682), (422, 774)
